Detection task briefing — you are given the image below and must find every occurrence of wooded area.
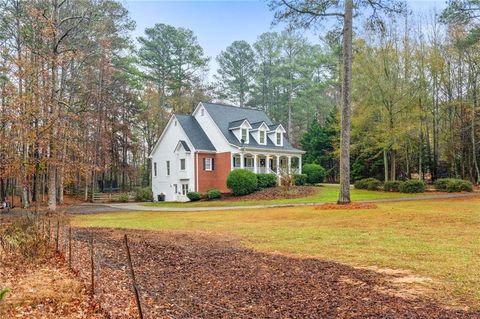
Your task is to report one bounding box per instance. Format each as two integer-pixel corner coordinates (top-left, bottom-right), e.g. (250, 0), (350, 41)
(0, 0), (479, 210)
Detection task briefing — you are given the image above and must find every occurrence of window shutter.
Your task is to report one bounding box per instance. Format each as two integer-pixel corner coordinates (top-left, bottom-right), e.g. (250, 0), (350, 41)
(212, 158), (215, 170)
(203, 158), (206, 170)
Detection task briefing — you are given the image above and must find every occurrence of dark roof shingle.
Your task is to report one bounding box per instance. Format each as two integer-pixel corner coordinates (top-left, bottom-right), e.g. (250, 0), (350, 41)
(175, 114), (216, 151)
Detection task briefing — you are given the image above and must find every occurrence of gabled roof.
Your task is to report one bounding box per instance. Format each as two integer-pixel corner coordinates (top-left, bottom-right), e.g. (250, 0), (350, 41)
(250, 121), (269, 130)
(175, 140), (191, 152)
(175, 114), (216, 151)
(201, 102), (301, 151)
(228, 118), (251, 130)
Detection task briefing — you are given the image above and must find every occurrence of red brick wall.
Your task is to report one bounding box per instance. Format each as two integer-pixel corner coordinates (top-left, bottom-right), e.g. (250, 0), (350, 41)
(195, 152), (231, 193)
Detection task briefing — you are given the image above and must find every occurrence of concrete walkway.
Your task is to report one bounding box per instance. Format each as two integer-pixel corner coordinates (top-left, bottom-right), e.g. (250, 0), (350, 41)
(68, 192), (479, 213)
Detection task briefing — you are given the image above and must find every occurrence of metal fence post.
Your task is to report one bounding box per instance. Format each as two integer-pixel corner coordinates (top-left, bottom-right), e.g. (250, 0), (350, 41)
(124, 234), (144, 319)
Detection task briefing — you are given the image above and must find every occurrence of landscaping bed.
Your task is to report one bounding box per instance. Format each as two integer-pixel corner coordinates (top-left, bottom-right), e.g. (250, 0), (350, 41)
(224, 185), (318, 201)
(67, 227), (478, 318)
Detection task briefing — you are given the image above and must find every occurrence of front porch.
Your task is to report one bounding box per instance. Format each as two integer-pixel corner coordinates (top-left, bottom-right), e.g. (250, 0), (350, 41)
(231, 153), (302, 175)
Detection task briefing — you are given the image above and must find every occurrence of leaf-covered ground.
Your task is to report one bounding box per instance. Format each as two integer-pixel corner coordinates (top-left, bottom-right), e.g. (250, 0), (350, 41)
(69, 227), (479, 319)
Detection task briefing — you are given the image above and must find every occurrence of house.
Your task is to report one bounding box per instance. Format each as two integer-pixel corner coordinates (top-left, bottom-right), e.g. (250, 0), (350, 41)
(149, 102), (305, 201)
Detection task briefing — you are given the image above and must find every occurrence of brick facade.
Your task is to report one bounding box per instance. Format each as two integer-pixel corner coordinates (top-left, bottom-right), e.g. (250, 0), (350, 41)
(195, 152), (231, 193)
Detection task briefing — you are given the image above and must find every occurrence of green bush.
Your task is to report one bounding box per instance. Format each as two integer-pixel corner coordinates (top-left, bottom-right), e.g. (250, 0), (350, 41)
(354, 178), (382, 190)
(187, 192), (202, 201)
(135, 187), (153, 202)
(294, 174), (308, 186)
(256, 173), (277, 189)
(117, 193), (129, 202)
(206, 188), (221, 200)
(0, 288), (10, 301)
(227, 169), (258, 196)
(399, 180), (425, 193)
(434, 178), (473, 193)
(383, 181), (404, 192)
(302, 163), (326, 184)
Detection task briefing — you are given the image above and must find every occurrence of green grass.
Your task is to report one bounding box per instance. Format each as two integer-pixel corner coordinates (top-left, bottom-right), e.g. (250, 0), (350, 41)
(143, 184), (419, 207)
(74, 196), (480, 309)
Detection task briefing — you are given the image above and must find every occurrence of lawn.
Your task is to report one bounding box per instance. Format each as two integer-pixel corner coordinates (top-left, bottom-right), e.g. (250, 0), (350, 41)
(143, 184), (421, 207)
(73, 196), (480, 310)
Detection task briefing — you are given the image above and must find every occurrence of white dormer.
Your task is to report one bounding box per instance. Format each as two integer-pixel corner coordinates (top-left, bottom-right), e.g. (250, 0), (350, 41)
(228, 119), (252, 144)
(250, 121), (269, 145)
(267, 124), (286, 147)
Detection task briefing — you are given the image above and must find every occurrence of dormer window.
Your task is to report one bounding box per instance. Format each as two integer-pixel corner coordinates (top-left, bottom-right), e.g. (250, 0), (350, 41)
(276, 132), (282, 145)
(241, 128), (248, 142)
(201, 108), (204, 116)
(259, 130), (265, 144)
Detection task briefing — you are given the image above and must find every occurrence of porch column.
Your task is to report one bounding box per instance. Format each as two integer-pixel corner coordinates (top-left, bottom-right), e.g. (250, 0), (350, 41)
(298, 156), (302, 174)
(253, 154), (258, 173)
(266, 154), (271, 173)
(240, 153), (244, 169)
(287, 156), (292, 174)
(276, 156), (280, 175)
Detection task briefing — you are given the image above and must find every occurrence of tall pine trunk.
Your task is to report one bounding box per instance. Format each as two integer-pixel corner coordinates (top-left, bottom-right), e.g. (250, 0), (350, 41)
(338, 0), (353, 204)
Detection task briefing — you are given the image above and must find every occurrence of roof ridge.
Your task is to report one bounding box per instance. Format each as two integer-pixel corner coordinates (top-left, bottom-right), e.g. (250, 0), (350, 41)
(202, 101), (266, 112)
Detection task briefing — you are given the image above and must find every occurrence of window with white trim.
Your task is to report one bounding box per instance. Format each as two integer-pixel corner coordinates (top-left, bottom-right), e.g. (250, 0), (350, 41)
(166, 161), (170, 176)
(241, 128), (248, 142)
(182, 183), (189, 195)
(276, 132), (282, 145)
(259, 130), (265, 144)
(201, 108), (204, 116)
(180, 158), (186, 170)
(153, 162), (157, 177)
(204, 158), (213, 171)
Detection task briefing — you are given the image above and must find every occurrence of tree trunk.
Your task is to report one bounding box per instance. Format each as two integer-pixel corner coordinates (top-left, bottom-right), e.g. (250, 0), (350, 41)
(337, 0), (353, 204)
(383, 149), (389, 182)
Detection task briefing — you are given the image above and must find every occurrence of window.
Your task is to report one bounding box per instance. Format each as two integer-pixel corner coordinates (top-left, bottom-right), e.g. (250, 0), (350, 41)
(245, 157), (254, 167)
(180, 158), (186, 170)
(259, 130), (265, 144)
(182, 183), (189, 195)
(166, 161), (170, 176)
(241, 128), (248, 142)
(174, 120), (177, 126)
(204, 158), (214, 171)
(153, 162), (157, 177)
(233, 155), (240, 168)
(276, 132), (282, 145)
(201, 108), (204, 116)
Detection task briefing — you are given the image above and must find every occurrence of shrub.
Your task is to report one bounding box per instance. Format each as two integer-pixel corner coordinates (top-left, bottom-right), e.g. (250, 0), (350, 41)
(1, 217), (48, 258)
(187, 192), (202, 201)
(135, 187), (153, 202)
(302, 164), (326, 184)
(206, 188), (221, 200)
(399, 180), (425, 193)
(227, 169), (258, 196)
(256, 173), (277, 189)
(434, 178), (473, 193)
(354, 178), (382, 190)
(0, 288), (10, 301)
(118, 193), (129, 202)
(293, 174), (308, 186)
(383, 181), (404, 192)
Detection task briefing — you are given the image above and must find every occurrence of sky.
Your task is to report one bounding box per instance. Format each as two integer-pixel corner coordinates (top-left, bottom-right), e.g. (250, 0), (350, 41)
(123, 0), (448, 77)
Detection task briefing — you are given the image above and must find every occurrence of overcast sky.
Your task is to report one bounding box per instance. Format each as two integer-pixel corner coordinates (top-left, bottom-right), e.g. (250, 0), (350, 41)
(124, 0), (448, 78)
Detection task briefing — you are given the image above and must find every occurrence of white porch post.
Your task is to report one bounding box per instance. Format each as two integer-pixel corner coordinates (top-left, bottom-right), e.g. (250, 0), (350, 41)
(276, 156), (280, 175)
(231, 154), (234, 170)
(287, 156), (292, 174)
(266, 154), (271, 173)
(240, 153), (244, 169)
(299, 156), (302, 174)
(253, 154), (258, 173)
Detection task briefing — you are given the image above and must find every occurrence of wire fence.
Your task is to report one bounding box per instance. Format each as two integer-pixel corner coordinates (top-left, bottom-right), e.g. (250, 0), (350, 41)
(28, 216), (261, 319)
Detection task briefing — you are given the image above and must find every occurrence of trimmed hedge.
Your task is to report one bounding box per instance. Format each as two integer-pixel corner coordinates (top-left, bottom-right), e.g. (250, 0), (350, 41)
(383, 181), (404, 192)
(206, 188), (221, 200)
(256, 173), (277, 189)
(434, 178), (473, 192)
(135, 187), (153, 201)
(187, 192), (202, 201)
(294, 174), (308, 186)
(354, 178), (382, 191)
(302, 164), (326, 184)
(227, 169), (258, 196)
(399, 180), (425, 193)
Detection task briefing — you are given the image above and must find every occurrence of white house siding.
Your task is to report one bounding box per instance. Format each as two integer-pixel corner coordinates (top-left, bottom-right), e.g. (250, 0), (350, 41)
(193, 103), (235, 151)
(151, 116), (195, 202)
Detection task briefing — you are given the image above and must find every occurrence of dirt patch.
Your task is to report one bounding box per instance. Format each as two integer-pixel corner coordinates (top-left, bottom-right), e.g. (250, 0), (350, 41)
(0, 254), (105, 318)
(223, 186), (318, 201)
(67, 228), (478, 318)
(316, 202), (378, 210)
